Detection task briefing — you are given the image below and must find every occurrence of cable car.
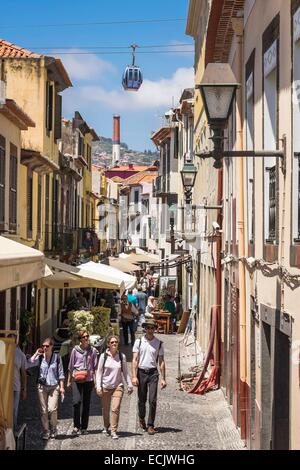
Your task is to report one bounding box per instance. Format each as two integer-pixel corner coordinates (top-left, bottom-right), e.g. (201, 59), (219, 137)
(122, 44), (143, 92)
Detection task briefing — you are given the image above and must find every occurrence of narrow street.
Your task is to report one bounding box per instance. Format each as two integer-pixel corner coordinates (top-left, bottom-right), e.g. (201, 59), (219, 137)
(18, 334), (244, 451)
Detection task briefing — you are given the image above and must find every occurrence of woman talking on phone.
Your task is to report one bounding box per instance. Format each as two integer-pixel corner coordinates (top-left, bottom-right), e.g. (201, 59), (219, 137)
(68, 330), (98, 436)
(30, 337), (65, 440)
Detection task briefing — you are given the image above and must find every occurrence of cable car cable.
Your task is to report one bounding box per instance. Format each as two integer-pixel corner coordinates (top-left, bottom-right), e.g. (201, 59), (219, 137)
(0, 18), (186, 29)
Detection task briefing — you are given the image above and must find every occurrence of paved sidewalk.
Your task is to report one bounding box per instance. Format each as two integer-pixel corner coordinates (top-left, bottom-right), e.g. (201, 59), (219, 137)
(18, 334), (245, 450)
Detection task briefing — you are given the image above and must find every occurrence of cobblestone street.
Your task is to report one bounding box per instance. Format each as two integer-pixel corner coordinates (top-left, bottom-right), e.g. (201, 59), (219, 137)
(18, 334), (244, 451)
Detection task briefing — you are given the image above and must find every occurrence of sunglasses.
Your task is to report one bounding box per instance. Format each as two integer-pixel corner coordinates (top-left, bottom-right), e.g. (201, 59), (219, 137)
(42, 344), (50, 348)
(81, 335), (89, 339)
(110, 341), (118, 345)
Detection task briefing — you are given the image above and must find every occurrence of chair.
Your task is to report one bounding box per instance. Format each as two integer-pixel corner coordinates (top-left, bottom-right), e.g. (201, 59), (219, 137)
(155, 319), (168, 334)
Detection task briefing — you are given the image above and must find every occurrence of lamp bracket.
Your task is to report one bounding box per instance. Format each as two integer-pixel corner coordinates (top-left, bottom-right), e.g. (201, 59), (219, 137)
(196, 134), (287, 174)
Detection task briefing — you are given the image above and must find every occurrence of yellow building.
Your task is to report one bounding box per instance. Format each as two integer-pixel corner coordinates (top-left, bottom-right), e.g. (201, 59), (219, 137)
(0, 98), (35, 332)
(1, 39), (73, 342)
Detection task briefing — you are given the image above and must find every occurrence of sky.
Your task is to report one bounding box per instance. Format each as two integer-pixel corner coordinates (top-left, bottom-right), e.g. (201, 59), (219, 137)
(1, 0), (194, 151)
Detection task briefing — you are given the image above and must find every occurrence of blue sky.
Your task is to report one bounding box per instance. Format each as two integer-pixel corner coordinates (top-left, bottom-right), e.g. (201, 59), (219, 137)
(1, 0), (194, 151)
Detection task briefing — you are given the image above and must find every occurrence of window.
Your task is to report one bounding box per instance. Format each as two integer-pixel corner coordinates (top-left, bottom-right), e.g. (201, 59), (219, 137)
(292, 2), (300, 242)
(27, 172), (33, 238)
(44, 289), (48, 317)
(0, 135), (5, 231)
(246, 51), (255, 244)
(78, 134), (84, 157)
(54, 93), (62, 141)
(37, 175), (42, 238)
(46, 81), (53, 132)
(263, 16), (279, 244)
(9, 144), (18, 233)
(52, 177), (59, 239)
(134, 190), (139, 204)
(45, 175), (50, 249)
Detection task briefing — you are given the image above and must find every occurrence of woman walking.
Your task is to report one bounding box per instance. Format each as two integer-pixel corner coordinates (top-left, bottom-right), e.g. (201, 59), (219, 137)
(120, 295), (135, 346)
(68, 330), (98, 436)
(96, 335), (133, 439)
(30, 338), (65, 440)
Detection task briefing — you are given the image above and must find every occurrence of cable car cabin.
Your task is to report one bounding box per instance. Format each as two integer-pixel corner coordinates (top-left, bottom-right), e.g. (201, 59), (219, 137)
(122, 66), (143, 91)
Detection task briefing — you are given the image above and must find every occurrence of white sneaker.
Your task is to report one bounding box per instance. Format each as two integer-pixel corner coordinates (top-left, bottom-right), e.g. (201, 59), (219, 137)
(111, 431), (119, 440)
(102, 428), (110, 436)
(71, 427), (80, 437)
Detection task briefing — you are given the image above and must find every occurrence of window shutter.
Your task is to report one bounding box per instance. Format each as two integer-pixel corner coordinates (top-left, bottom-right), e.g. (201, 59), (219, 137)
(46, 82), (53, 132)
(45, 175), (50, 249)
(54, 93), (62, 141)
(27, 174), (33, 237)
(9, 144), (18, 232)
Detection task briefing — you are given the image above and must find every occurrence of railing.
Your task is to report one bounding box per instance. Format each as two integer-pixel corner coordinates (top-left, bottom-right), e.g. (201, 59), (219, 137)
(45, 226), (98, 255)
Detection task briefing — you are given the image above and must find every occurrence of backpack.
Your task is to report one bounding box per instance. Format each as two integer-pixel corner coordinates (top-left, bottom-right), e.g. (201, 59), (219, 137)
(37, 354), (60, 384)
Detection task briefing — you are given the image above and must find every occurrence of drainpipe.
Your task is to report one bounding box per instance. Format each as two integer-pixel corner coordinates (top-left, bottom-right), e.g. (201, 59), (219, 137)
(232, 16), (247, 440)
(215, 163), (223, 387)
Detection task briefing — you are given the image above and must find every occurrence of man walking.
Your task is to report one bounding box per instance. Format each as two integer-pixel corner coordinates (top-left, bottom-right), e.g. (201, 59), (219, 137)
(136, 286), (148, 327)
(131, 319), (166, 435)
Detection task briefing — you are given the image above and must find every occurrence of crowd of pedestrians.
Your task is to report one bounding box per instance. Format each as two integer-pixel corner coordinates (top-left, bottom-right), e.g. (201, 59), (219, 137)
(12, 270), (185, 443)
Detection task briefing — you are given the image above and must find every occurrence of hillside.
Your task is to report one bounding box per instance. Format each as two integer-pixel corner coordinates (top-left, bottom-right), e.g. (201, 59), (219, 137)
(92, 137), (159, 168)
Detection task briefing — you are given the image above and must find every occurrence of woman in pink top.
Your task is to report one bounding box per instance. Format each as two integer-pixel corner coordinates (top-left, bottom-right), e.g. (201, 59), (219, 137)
(96, 335), (133, 439)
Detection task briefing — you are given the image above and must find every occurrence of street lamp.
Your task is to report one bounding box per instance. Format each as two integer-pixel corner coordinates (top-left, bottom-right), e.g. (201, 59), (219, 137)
(180, 162), (198, 204)
(196, 63), (286, 172)
(197, 63), (239, 169)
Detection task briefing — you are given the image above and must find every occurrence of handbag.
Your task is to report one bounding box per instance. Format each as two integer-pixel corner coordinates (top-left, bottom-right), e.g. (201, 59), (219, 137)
(73, 369), (88, 382)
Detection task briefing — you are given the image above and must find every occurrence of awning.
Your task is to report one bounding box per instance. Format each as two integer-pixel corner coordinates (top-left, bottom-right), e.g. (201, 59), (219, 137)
(0, 236), (51, 290)
(105, 257), (142, 273)
(126, 253), (160, 264)
(42, 258), (125, 292)
(81, 261), (137, 291)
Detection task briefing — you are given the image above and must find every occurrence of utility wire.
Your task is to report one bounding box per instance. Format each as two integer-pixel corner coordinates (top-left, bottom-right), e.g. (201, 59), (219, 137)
(44, 50), (194, 55)
(29, 43), (194, 50)
(0, 18), (186, 29)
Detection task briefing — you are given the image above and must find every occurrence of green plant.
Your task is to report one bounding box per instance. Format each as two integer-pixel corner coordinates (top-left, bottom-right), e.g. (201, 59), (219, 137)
(67, 310), (94, 342)
(157, 287), (168, 310)
(91, 306), (111, 337)
(19, 310), (34, 349)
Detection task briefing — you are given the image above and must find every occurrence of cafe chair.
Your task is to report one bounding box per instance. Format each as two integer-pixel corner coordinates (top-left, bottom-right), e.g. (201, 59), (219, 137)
(155, 319), (168, 335)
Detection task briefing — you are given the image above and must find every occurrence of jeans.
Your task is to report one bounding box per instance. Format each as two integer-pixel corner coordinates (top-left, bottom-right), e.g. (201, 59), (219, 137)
(121, 321), (135, 346)
(137, 368), (159, 427)
(72, 381), (94, 430)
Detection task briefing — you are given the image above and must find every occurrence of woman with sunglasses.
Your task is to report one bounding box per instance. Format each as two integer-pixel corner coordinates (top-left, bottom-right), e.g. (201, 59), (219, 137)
(30, 338), (65, 440)
(68, 330), (98, 436)
(96, 335), (133, 439)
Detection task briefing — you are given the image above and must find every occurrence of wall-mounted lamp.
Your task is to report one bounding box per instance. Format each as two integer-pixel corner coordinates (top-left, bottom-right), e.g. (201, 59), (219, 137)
(195, 63), (286, 172)
(180, 161), (198, 204)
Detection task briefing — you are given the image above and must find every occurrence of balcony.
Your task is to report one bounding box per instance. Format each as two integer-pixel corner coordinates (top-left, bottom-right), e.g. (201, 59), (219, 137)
(153, 175), (168, 197)
(51, 228), (76, 253)
(128, 203), (141, 218)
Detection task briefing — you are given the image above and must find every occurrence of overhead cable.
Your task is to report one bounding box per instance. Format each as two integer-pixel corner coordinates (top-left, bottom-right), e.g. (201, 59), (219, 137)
(0, 18), (186, 29)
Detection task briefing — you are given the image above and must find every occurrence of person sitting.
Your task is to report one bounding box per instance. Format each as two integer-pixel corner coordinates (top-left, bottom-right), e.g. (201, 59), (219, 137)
(77, 291), (88, 309)
(145, 296), (156, 319)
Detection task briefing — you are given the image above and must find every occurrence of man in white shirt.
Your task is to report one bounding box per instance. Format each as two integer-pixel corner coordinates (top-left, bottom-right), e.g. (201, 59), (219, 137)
(132, 319), (167, 435)
(13, 344), (28, 431)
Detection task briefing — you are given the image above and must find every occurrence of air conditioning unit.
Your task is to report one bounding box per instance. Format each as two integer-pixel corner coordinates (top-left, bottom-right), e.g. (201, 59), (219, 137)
(0, 80), (6, 108)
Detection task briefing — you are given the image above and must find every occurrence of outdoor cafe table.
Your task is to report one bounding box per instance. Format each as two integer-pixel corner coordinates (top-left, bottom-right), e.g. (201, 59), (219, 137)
(152, 310), (171, 334)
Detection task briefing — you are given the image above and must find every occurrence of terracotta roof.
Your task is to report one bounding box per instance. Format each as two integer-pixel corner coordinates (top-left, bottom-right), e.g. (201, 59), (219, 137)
(110, 176), (124, 183)
(122, 171), (158, 186)
(109, 165), (149, 172)
(0, 39), (42, 58)
(0, 39), (72, 89)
